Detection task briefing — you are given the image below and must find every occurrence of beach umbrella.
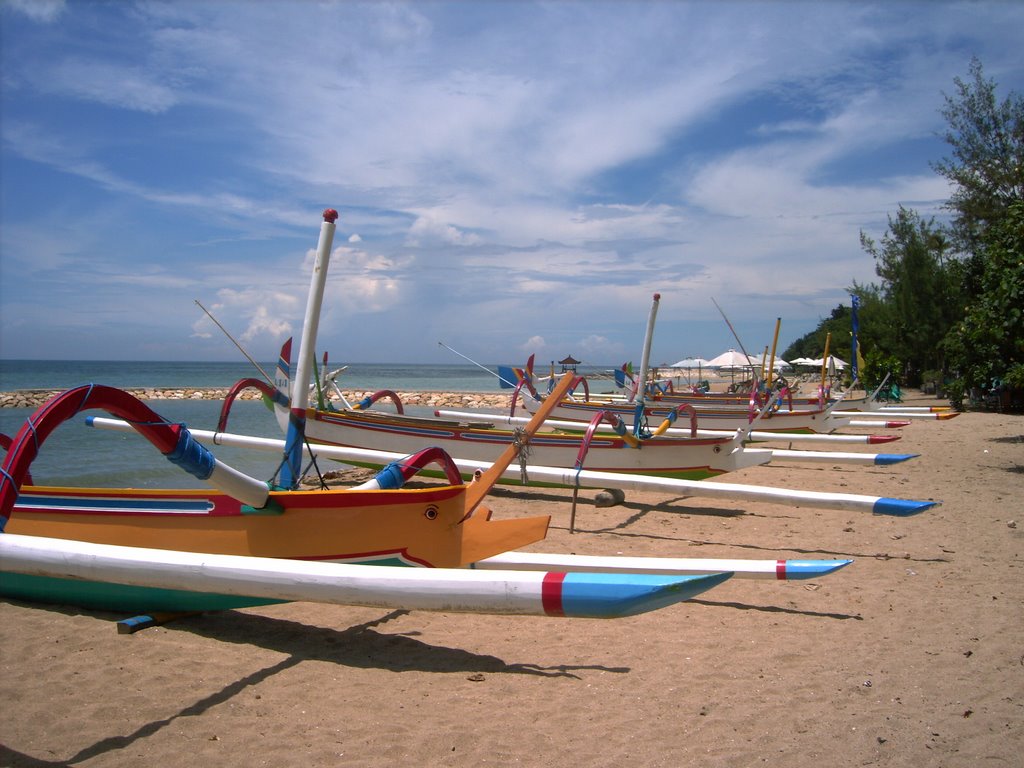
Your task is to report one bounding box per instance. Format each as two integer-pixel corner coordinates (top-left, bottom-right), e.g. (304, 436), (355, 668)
(706, 348), (758, 385)
(669, 357), (709, 369)
(669, 357), (709, 386)
(706, 349), (754, 369)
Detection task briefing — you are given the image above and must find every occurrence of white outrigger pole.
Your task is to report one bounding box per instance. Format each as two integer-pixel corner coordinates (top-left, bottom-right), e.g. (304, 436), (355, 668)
(87, 418), (938, 516)
(630, 293), (660, 437)
(280, 209), (338, 488)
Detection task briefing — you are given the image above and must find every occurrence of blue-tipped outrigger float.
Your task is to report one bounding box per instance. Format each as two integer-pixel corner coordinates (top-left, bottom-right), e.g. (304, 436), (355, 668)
(89, 416), (937, 517)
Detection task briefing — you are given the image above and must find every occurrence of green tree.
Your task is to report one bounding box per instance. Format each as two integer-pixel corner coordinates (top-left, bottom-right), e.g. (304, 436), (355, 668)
(944, 200), (1024, 396)
(933, 57), (1024, 248)
(859, 207), (957, 385)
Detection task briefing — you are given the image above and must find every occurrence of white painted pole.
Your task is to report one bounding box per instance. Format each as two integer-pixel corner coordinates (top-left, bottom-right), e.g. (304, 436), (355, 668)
(280, 209), (338, 487)
(0, 533), (731, 618)
(86, 417), (938, 515)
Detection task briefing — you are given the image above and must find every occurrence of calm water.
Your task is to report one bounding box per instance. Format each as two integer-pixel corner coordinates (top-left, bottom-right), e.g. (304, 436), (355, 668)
(0, 359), (611, 489)
(0, 359), (508, 393)
(0, 399), (287, 489)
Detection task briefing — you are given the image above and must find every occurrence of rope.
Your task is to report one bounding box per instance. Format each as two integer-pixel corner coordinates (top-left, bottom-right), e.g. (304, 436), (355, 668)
(512, 426), (531, 484)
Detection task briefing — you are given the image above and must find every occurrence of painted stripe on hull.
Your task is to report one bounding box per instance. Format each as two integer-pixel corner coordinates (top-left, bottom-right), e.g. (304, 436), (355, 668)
(14, 494), (216, 515)
(302, 413), (757, 478)
(473, 552), (853, 581)
(0, 533), (732, 618)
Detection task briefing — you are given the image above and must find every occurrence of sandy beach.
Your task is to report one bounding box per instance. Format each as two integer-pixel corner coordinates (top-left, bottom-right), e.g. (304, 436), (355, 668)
(1, 391), (1021, 767)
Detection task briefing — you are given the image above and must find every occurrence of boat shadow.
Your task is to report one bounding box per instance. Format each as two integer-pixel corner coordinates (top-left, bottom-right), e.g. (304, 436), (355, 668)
(488, 484), (749, 518)
(687, 598), (863, 621)
(170, 608), (624, 679)
(0, 607), (628, 768)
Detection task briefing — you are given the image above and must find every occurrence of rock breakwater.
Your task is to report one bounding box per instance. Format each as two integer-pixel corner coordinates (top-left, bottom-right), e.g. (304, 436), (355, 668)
(0, 388), (511, 410)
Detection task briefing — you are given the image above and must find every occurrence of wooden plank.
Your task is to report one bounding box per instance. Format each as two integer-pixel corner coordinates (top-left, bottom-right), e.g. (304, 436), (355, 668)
(463, 372), (576, 513)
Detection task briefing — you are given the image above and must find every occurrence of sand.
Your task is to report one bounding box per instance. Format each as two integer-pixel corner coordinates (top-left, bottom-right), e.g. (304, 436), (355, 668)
(1, 392), (1021, 767)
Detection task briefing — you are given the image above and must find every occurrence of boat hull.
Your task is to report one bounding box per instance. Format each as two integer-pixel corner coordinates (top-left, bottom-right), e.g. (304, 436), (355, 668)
(520, 396), (851, 434)
(2, 483), (551, 612)
(302, 409), (768, 481)
(1, 534), (734, 619)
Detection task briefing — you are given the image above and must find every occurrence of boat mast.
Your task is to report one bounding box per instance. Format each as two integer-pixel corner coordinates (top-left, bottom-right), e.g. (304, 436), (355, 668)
(633, 293), (660, 436)
(280, 208), (338, 488)
(767, 317), (781, 387)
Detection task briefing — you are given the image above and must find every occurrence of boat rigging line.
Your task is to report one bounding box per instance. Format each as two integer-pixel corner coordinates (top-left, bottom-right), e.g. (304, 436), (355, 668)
(195, 300), (275, 386)
(437, 341), (519, 389)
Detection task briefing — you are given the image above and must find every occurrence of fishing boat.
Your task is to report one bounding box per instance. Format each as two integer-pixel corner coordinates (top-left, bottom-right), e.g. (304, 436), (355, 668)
(216, 340), (771, 484)
(217, 257), (775, 487)
(0, 210), (838, 621)
(0, 378), (557, 612)
(87, 415), (938, 519)
(516, 387), (852, 433)
(512, 355), (853, 435)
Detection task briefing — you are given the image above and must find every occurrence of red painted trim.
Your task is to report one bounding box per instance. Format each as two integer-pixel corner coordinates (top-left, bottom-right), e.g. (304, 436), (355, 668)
(776, 559), (787, 580)
(541, 571), (566, 616)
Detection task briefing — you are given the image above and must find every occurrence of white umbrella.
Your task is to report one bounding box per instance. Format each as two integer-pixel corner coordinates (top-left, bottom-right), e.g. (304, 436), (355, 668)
(707, 348), (760, 386)
(668, 357), (709, 387)
(807, 356), (846, 371)
(706, 349), (756, 369)
(669, 357), (709, 368)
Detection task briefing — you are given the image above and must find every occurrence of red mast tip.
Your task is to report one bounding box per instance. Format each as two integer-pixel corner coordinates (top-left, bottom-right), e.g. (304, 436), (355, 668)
(323, 208), (339, 223)
(653, 292), (661, 300)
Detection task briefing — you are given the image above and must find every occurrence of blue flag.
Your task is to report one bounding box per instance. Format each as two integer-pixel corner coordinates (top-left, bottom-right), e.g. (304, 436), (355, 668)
(850, 294), (861, 380)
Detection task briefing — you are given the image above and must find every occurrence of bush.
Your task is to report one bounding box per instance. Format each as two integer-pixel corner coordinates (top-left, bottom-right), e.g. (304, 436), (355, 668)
(945, 379), (966, 411)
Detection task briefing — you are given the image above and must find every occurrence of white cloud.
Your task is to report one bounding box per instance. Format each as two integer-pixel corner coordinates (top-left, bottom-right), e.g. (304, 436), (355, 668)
(45, 58), (179, 113)
(3, 1), (1023, 362)
(4, 0), (65, 23)
(405, 215), (482, 246)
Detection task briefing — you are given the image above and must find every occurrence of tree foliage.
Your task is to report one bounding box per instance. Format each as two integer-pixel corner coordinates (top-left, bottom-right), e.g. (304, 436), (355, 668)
(933, 57), (1024, 248)
(943, 200), (1024, 390)
(858, 207), (959, 385)
(790, 60), (1023, 406)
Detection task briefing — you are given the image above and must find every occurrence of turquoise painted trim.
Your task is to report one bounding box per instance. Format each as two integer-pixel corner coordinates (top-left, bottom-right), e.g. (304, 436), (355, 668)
(0, 572), (284, 613)
(559, 571), (733, 618)
(872, 498), (938, 516)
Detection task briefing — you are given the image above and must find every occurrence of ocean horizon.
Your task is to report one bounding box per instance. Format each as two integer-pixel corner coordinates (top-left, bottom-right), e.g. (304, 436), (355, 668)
(0, 358), (617, 394)
(0, 358), (617, 490)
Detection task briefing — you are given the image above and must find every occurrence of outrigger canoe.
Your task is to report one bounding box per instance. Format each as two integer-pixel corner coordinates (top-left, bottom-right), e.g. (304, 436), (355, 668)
(0, 379), (749, 618)
(514, 378), (853, 434)
(0, 379), (553, 612)
(0, 211), (758, 620)
(216, 335), (772, 483)
(216, 222), (774, 486)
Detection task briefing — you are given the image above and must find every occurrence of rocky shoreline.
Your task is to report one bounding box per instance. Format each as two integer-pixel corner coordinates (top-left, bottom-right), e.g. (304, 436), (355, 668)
(0, 387), (511, 410)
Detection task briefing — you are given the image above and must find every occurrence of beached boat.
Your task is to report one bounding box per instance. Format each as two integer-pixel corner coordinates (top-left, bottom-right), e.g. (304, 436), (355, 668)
(0, 210), (799, 620)
(514, 374), (853, 434)
(0, 372), (752, 618)
(88, 415), (938, 519)
(521, 375), (945, 428)
(0, 377), (556, 612)
(1, 533), (735, 619)
(218, 327), (773, 483)
(217, 249), (774, 487)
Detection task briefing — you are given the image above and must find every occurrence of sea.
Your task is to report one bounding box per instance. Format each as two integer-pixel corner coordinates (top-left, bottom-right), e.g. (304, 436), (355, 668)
(0, 359), (610, 489)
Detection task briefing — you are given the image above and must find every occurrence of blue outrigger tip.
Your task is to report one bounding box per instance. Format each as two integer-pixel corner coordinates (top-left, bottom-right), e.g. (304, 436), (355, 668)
(873, 453), (920, 465)
(872, 497), (940, 516)
(784, 560), (854, 579)
(558, 571), (733, 618)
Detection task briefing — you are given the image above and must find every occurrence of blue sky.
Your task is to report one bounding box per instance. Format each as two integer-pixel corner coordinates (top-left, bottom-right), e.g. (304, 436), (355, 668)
(2, 1), (1022, 367)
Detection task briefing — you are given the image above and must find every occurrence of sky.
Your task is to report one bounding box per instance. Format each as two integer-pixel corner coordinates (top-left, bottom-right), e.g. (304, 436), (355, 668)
(2, 0), (1023, 368)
